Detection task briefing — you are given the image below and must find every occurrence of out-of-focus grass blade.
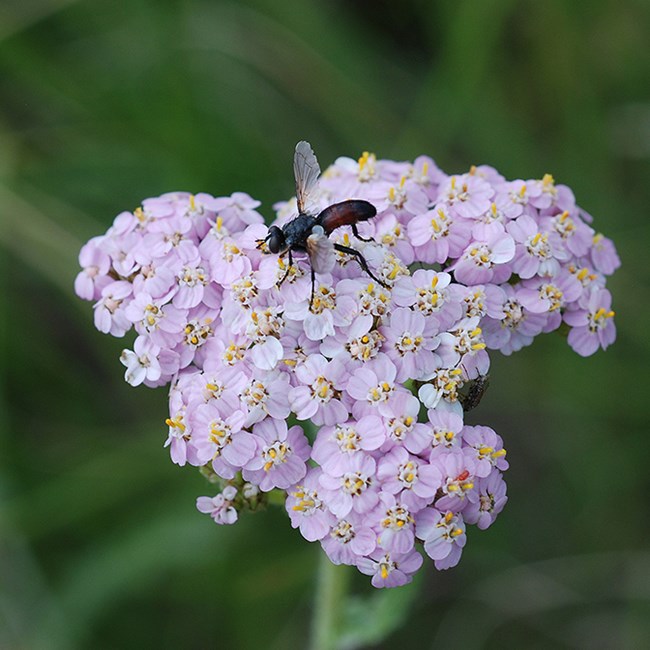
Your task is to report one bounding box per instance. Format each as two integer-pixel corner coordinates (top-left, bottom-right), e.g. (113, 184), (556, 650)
(431, 552), (650, 648)
(0, 530), (73, 650)
(31, 507), (237, 649)
(0, 0), (82, 43)
(186, 1), (401, 146)
(4, 429), (172, 539)
(0, 185), (83, 295)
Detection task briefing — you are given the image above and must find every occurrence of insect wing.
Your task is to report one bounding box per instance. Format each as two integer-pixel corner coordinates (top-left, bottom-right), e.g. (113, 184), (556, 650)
(294, 140), (321, 214)
(306, 226), (335, 273)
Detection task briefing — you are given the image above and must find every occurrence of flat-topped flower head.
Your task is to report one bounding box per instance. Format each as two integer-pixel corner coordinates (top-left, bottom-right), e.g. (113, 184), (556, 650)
(76, 143), (618, 588)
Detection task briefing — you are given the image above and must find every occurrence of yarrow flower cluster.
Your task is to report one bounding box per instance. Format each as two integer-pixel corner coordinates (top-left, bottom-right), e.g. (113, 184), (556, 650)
(76, 147), (619, 588)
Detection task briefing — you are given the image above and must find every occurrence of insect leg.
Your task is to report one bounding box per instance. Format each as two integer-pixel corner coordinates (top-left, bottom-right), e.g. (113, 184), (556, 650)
(309, 264), (316, 311)
(333, 243), (388, 287)
(352, 223), (374, 243)
(277, 249), (293, 287)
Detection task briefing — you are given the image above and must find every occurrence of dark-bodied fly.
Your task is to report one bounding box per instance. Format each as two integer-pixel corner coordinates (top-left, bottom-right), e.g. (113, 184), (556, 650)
(258, 141), (386, 307)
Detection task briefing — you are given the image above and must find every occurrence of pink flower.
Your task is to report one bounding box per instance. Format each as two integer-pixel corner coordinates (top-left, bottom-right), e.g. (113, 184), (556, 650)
(164, 388), (192, 467)
(284, 276), (357, 341)
(482, 284), (549, 355)
(451, 228), (515, 285)
(319, 453), (379, 517)
(590, 233), (621, 276)
(286, 468), (336, 542)
(382, 392), (430, 452)
(370, 493), (416, 554)
(173, 250), (211, 309)
(200, 192), (264, 232)
(346, 354), (401, 419)
(320, 315), (385, 366)
(439, 173), (494, 219)
(431, 450), (476, 512)
(541, 210), (594, 258)
(311, 416), (385, 473)
(124, 292), (186, 349)
(392, 270), (462, 331)
(196, 486), (239, 525)
(75, 237), (111, 301)
(518, 271), (582, 316)
(407, 205), (471, 264)
(424, 409), (465, 457)
(321, 513), (377, 565)
(380, 308), (440, 382)
(416, 509), (466, 570)
(189, 402), (255, 477)
(94, 281), (133, 337)
(436, 316), (489, 374)
(464, 471), (508, 530)
(289, 354), (349, 426)
(208, 236), (253, 287)
(507, 215), (566, 279)
(461, 425), (508, 478)
(376, 447), (442, 511)
(564, 288), (616, 357)
(244, 419), (310, 491)
(120, 336), (165, 387)
(240, 370), (291, 426)
(356, 549), (423, 588)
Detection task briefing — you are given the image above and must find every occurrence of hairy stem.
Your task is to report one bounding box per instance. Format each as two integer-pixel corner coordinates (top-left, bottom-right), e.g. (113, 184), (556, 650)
(310, 553), (350, 650)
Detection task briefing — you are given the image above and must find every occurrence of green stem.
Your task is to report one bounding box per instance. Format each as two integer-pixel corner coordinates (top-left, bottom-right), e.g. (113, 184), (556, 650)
(310, 553), (350, 650)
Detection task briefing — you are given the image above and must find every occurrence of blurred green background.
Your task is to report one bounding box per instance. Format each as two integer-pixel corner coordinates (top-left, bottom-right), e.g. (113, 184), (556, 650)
(1, 0), (649, 648)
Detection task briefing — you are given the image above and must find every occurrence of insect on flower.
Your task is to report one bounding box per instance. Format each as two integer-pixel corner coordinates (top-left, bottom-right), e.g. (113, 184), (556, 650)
(258, 141), (387, 308)
(459, 368), (490, 412)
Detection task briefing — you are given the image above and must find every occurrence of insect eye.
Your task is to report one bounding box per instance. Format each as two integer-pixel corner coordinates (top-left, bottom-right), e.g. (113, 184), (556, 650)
(267, 226), (285, 254)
